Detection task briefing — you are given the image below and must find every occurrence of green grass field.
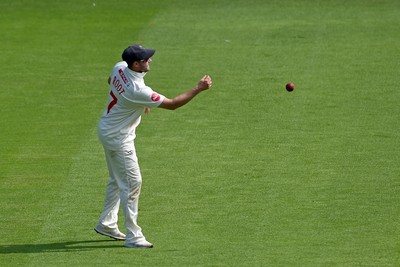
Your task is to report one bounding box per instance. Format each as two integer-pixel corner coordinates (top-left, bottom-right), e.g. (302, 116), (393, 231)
(1, 0), (399, 265)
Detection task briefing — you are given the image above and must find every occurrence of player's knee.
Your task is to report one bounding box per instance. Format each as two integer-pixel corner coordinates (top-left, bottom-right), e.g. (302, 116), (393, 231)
(128, 177), (142, 199)
(129, 185), (141, 200)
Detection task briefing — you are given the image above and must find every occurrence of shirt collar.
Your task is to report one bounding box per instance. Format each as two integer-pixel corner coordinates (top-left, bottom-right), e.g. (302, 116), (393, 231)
(126, 67), (147, 80)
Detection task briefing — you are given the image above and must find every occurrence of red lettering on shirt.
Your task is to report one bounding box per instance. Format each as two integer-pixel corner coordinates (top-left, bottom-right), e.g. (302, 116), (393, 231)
(112, 76), (125, 94)
(118, 69), (129, 85)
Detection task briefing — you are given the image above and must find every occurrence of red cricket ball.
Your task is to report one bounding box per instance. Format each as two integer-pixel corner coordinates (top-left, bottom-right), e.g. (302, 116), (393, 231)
(286, 82), (295, 92)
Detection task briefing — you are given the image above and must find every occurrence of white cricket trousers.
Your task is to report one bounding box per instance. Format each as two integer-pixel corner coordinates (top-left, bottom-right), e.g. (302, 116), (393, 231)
(98, 143), (145, 243)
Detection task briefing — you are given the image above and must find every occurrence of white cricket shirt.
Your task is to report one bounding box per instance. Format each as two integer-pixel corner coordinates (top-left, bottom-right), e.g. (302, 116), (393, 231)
(98, 61), (165, 149)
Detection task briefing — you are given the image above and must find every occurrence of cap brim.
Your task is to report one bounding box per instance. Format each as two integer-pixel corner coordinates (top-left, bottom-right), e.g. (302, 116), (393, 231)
(144, 49), (155, 59)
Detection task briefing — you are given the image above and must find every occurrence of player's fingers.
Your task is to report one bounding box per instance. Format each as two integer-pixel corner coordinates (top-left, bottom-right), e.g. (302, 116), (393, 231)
(200, 75), (212, 89)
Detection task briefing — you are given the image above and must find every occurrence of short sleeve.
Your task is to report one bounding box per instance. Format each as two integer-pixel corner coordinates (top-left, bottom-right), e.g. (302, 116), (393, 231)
(132, 86), (165, 107)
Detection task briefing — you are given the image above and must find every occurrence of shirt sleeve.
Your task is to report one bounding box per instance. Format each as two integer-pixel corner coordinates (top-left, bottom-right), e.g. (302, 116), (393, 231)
(131, 85), (165, 107)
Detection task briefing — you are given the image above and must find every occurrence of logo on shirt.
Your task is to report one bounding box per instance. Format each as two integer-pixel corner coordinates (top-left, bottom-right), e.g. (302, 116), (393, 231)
(118, 69), (128, 84)
(118, 68), (131, 89)
(151, 93), (161, 102)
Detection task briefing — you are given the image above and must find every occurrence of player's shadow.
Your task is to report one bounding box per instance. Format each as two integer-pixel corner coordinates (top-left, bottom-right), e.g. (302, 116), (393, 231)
(0, 239), (122, 254)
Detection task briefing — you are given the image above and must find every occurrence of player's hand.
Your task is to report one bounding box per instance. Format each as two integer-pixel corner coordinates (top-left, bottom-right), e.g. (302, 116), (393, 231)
(144, 107), (151, 114)
(196, 75), (213, 91)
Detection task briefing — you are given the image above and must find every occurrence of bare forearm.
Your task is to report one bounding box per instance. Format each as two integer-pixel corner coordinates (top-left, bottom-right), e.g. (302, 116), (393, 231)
(161, 87), (201, 110)
(158, 75), (212, 110)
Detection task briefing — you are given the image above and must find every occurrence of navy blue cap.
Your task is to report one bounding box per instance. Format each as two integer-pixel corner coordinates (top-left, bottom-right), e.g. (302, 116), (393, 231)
(122, 44), (155, 63)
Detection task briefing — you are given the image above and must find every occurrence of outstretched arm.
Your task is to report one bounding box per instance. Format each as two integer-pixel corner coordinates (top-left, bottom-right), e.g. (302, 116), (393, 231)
(158, 75), (213, 110)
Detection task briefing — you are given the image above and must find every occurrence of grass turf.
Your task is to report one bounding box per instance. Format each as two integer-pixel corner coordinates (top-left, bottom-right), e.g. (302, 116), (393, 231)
(0, 0), (399, 266)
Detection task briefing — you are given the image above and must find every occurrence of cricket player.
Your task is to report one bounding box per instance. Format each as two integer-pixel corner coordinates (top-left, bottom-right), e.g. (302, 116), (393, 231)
(94, 44), (213, 248)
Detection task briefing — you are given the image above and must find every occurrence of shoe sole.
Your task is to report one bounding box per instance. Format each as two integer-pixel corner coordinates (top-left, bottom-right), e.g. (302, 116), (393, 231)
(94, 228), (126, 241)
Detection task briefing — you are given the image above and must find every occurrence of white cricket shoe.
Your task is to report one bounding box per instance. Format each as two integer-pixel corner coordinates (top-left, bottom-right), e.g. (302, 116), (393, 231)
(124, 239), (153, 248)
(94, 225), (126, 241)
